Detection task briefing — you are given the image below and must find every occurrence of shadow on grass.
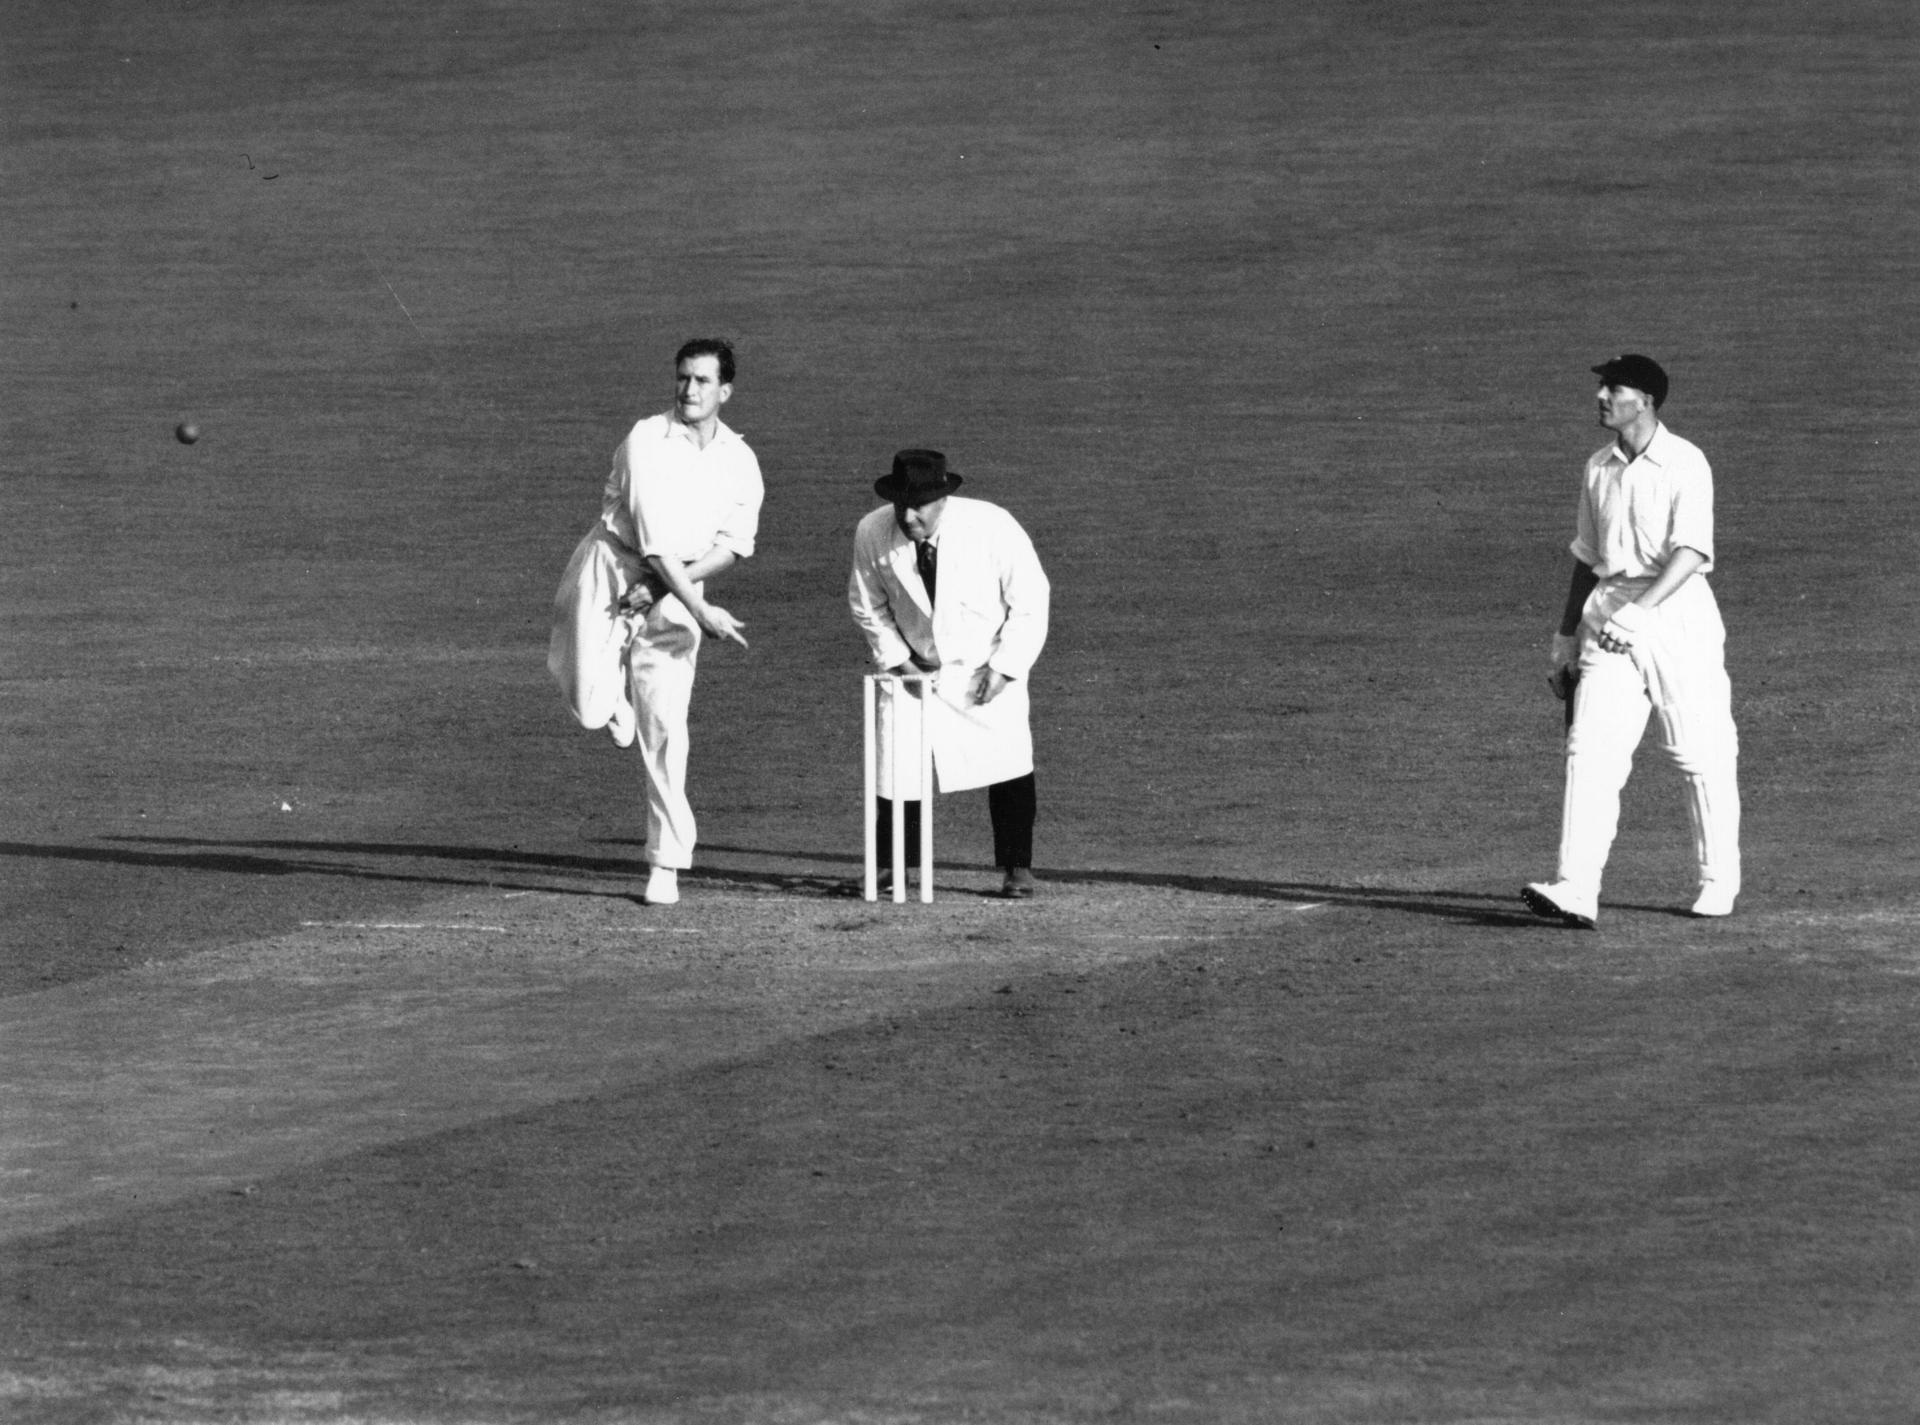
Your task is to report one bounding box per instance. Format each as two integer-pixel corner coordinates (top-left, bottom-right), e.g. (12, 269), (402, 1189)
(0, 837), (640, 901)
(0, 837), (1558, 927)
(695, 842), (1548, 927)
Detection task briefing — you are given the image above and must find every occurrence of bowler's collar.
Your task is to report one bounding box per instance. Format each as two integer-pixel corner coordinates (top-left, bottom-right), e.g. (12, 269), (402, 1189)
(662, 412), (738, 447)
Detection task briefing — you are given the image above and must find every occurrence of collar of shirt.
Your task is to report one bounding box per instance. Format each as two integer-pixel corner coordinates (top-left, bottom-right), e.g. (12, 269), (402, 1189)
(660, 413), (740, 449)
(1609, 421), (1671, 469)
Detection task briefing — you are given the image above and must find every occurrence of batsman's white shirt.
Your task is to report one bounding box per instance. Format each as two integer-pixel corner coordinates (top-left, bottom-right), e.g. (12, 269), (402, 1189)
(849, 497), (1050, 795)
(1571, 422), (1713, 579)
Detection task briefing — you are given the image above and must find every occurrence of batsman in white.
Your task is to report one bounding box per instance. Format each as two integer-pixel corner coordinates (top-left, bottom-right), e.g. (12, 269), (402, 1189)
(1525, 353), (1741, 928)
(548, 339), (763, 906)
(849, 450), (1050, 899)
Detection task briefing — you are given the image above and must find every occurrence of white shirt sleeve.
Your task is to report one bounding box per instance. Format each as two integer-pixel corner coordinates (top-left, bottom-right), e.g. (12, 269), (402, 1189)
(1666, 448), (1715, 569)
(984, 512), (1049, 680)
(848, 509), (917, 670)
(712, 444), (764, 560)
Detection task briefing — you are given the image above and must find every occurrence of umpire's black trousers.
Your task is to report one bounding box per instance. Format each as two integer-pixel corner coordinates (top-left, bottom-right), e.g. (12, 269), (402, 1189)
(874, 772), (1036, 870)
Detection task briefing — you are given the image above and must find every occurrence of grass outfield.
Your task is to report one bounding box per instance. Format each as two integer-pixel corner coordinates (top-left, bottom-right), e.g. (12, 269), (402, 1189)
(3, 0), (1918, 1420)
(6, 877), (1920, 1421)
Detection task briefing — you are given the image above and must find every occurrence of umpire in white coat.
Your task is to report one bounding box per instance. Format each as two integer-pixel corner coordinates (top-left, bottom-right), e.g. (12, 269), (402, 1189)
(849, 449), (1050, 898)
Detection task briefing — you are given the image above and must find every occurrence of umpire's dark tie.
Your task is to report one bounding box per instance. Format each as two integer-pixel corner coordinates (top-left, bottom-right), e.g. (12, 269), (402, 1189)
(915, 539), (937, 604)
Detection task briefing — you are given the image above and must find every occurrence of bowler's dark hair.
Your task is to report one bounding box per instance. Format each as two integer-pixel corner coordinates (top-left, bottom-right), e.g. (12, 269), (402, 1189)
(675, 337), (735, 385)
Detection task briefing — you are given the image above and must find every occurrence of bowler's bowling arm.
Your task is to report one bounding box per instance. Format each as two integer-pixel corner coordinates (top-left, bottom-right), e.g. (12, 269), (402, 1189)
(645, 545), (747, 645)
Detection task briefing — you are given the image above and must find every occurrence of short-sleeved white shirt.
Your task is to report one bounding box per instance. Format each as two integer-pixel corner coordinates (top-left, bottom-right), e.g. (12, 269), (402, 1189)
(1571, 422), (1714, 579)
(599, 411), (764, 563)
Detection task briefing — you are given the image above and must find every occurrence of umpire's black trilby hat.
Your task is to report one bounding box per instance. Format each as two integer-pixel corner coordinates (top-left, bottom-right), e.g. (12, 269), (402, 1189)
(875, 448), (964, 506)
(1592, 353), (1669, 408)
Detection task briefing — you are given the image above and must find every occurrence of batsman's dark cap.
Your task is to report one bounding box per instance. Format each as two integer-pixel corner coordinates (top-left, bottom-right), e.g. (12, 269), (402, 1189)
(1592, 353), (1669, 408)
(874, 448), (963, 506)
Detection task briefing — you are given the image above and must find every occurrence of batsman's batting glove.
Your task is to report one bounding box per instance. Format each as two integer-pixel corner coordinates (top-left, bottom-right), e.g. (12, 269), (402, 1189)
(1548, 633), (1579, 699)
(1601, 601), (1651, 650)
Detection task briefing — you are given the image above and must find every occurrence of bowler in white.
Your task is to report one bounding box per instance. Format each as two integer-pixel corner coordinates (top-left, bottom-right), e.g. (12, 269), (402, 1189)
(548, 339), (763, 905)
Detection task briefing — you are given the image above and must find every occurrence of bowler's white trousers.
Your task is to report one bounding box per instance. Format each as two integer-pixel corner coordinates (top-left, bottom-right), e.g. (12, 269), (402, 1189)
(1559, 575), (1741, 896)
(628, 597), (705, 870)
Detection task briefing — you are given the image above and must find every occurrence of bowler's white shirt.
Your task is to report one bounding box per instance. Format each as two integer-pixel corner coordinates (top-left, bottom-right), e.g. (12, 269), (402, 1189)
(1571, 422), (1714, 580)
(600, 412), (763, 563)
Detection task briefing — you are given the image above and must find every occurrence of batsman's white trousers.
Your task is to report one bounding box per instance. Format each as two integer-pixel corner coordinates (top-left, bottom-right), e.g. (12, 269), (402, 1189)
(1559, 575), (1741, 895)
(627, 596), (704, 870)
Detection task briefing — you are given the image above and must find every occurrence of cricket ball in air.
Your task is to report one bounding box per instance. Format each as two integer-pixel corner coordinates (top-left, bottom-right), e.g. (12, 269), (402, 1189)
(175, 421), (201, 444)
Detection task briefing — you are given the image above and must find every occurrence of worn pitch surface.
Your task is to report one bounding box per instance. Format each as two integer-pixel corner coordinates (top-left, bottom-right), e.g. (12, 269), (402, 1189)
(4, 1), (1918, 1421)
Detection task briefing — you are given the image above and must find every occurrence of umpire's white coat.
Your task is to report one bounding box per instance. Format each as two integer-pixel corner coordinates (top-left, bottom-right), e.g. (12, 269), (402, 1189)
(849, 497), (1050, 796)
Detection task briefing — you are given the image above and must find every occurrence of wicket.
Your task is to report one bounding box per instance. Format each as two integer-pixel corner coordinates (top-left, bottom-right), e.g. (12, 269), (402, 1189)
(862, 673), (935, 903)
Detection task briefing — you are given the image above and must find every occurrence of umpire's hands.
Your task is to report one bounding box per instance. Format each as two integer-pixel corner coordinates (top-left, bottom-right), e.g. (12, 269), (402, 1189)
(886, 659), (936, 698)
(971, 667), (1011, 705)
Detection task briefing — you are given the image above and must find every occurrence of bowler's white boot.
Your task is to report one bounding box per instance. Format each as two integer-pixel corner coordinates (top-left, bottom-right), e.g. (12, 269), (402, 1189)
(643, 866), (680, 905)
(1690, 882), (1737, 918)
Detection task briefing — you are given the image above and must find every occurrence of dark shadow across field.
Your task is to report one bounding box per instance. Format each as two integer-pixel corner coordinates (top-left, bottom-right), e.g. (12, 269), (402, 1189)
(20, 834), (1554, 928)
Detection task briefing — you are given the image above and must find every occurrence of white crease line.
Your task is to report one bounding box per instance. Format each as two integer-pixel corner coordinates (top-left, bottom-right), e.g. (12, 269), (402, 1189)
(1780, 910), (1920, 926)
(628, 928), (708, 935)
(1084, 930), (1315, 943)
(301, 922), (508, 933)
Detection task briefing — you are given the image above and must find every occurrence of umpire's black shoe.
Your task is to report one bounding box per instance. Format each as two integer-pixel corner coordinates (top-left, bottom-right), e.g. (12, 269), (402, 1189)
(999, 867), (1036, 900)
